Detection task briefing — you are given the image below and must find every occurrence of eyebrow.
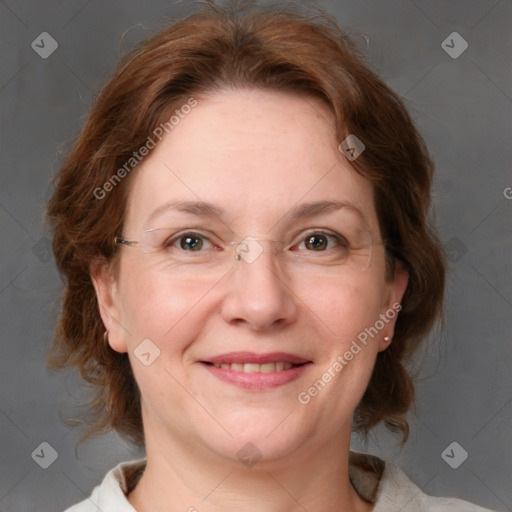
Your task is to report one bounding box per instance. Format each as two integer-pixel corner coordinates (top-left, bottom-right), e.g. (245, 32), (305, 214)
(145, 199), (366, 226)
(289, 200), (365, 221)
(145, 201), (224, 226)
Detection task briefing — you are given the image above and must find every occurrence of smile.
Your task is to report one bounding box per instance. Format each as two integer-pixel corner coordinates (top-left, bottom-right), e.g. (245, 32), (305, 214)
(208, 361), (298, 372)
(199, 352), (311, 390)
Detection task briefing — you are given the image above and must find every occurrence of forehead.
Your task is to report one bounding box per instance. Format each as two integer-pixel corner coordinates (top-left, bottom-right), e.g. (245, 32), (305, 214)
(124, 89), (378, 233)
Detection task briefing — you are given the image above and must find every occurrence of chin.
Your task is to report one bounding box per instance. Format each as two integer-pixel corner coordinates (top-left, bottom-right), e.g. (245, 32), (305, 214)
(199, 415), (312, 467)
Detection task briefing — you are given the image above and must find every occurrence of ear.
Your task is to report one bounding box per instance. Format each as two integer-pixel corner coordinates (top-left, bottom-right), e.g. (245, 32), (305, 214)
(89, 258), (128, 353)
(378, 259), (409, 352)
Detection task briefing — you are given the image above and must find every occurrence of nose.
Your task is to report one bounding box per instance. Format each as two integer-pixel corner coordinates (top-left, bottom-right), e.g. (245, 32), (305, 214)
(220, 241), (298, 332)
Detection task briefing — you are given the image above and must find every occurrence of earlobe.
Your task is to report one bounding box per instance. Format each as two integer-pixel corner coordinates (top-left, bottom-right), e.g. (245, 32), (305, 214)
(379, 334), (392, 351)
(379, 259), (409, 351)
(89, 258), (128, 353)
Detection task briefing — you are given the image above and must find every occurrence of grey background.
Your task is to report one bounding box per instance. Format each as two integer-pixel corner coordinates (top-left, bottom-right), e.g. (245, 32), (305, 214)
(0, 1), (510, 511)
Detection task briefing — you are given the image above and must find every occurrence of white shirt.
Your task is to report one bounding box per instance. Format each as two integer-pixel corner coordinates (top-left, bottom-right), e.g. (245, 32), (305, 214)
(64, 452), (495, 511)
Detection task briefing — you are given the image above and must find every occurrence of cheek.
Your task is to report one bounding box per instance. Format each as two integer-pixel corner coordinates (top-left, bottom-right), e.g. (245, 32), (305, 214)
(116, 259), (213, 344)
(296, 272), (385, 406)
(299, 279), (383, 425)
(294, 272), (386, 341)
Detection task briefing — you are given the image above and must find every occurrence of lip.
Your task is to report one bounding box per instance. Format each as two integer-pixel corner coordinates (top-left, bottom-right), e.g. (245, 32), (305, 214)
(199, 352), (312, 390)
(203, 351), (310, 365)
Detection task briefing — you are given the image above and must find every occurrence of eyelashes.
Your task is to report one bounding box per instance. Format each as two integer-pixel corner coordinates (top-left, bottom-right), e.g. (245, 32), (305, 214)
(163, 229), (349, 253)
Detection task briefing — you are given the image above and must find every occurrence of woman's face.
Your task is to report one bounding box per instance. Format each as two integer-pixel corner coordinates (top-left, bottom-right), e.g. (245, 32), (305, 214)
(94, 89), (408, 463)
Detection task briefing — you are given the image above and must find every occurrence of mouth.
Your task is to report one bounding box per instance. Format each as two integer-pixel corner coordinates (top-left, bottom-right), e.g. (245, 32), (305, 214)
(199, 352), (312, 390)
(203, 361), (301, 373)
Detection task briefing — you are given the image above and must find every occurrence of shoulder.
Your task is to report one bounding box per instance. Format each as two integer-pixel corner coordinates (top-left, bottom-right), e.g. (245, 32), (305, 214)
(62, 459), (146, 512)
(349, 451), (497, 512)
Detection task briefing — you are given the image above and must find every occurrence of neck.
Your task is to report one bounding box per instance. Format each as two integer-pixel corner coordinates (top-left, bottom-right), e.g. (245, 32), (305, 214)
(128, 419), (373, 512)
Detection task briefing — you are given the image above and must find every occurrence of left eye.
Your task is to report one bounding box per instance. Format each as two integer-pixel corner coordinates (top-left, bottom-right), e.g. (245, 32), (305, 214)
(294, 232), (345, 251)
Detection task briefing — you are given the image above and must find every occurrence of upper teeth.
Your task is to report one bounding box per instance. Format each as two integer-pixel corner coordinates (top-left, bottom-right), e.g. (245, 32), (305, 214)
(212, 362), (294, 372)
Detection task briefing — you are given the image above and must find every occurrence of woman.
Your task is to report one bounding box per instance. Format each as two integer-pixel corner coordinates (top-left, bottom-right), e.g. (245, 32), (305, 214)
(46, 2), (495, 511)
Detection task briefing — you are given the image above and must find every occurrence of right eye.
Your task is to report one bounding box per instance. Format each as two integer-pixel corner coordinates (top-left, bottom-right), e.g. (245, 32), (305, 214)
(167, 232), (216, 252)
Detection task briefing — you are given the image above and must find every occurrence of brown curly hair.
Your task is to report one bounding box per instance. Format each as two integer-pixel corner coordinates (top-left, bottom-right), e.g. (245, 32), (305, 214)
(46, 1), (445, 447)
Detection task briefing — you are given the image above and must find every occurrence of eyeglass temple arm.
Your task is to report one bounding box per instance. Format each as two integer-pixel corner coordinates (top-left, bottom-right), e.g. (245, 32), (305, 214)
(114, 237), (138, 247)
